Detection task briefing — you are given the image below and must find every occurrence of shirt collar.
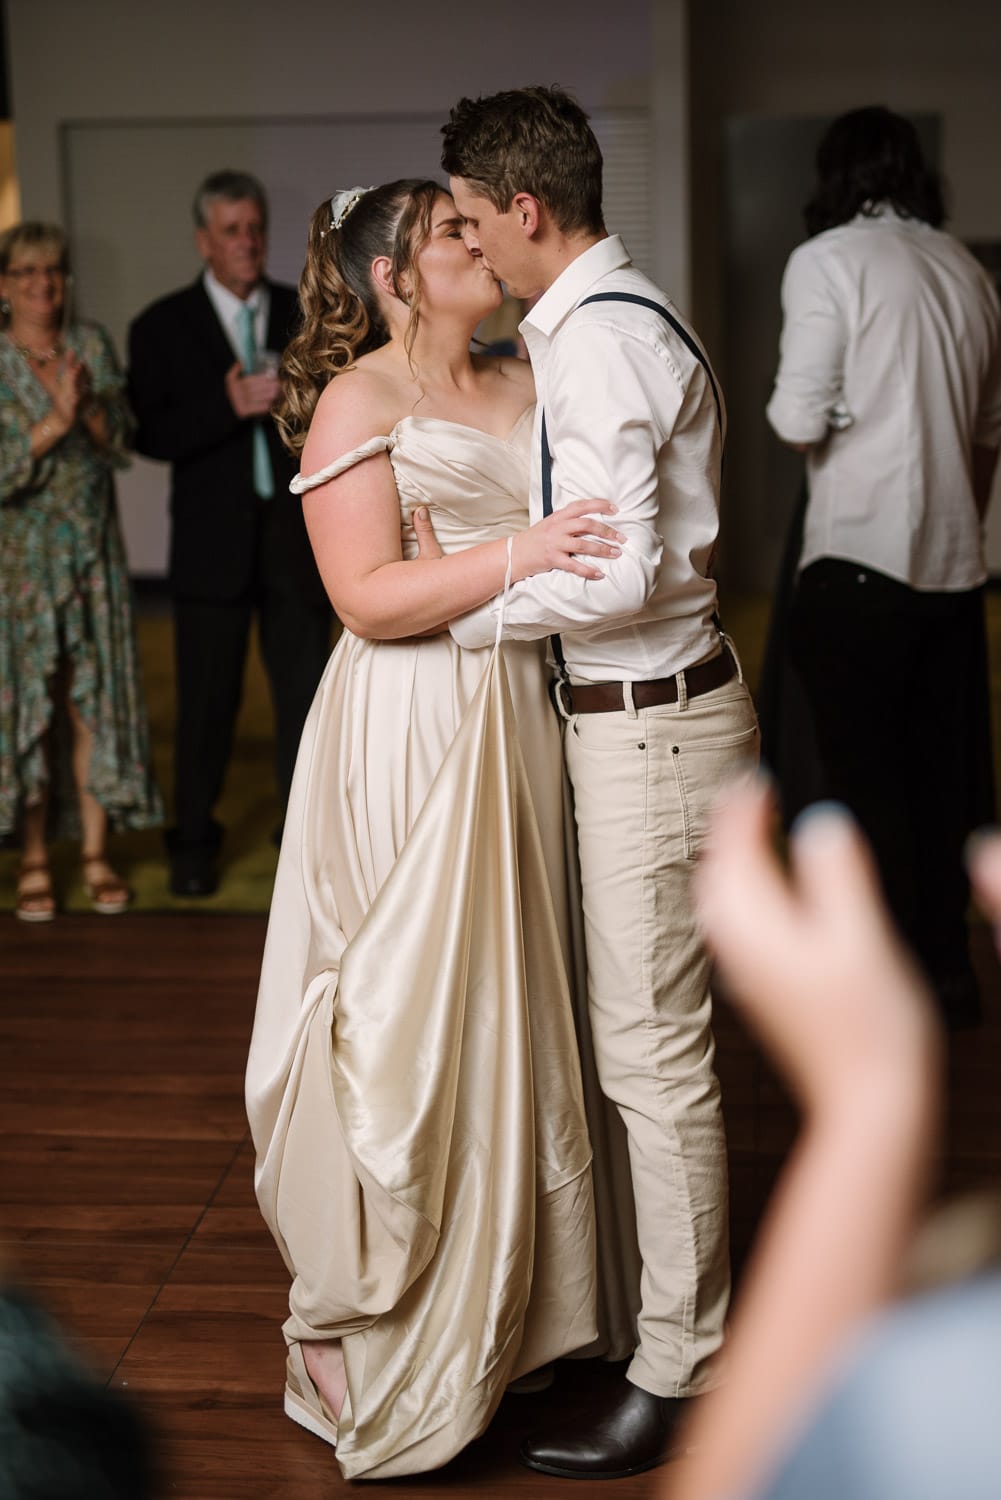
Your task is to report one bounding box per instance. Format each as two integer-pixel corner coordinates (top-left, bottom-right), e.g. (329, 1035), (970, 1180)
(203, 266), (263, 320)
(521, 234), (632, 342)
(852, 201), (915, 226)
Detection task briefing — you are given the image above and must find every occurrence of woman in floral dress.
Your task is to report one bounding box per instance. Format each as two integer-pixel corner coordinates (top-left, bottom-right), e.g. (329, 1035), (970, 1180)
(0, 222), (161, 919)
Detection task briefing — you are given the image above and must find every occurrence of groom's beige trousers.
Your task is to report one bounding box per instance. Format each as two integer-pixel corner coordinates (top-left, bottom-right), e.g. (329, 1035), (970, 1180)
(563, 662), (759, 1397)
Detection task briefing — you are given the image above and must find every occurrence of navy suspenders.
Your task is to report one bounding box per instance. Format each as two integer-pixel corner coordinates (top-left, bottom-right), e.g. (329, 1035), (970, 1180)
(540, 292), (724, 678)
(572, 293), (724, 437)
(539, 408), (568, 671)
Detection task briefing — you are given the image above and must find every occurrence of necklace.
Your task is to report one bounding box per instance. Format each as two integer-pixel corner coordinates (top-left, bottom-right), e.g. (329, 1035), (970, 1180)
(9, 334), (63, 365)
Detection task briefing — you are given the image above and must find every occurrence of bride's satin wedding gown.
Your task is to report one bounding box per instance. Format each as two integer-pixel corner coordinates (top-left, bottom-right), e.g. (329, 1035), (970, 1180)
(246, 411), (637, 1479)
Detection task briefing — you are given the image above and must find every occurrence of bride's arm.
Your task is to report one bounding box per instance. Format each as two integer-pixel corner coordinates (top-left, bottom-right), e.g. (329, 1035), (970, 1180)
(301, 380), (623, 640)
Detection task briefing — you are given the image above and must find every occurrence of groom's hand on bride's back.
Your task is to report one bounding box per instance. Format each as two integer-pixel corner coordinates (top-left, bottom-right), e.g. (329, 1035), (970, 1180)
(412, 506), (445, 561)
(402, 507), (448, 637)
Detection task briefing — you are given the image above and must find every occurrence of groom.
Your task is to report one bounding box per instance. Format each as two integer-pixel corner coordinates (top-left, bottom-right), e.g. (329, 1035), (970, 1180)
(430, 87), (759, 1479)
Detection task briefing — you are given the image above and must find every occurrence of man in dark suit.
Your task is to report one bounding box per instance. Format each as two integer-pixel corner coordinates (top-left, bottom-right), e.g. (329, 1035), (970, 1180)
(128, 170), (332, 896)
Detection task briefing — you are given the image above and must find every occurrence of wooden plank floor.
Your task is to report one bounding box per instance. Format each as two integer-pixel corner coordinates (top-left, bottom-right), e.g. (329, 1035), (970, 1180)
(2, 912), (1000, 1499)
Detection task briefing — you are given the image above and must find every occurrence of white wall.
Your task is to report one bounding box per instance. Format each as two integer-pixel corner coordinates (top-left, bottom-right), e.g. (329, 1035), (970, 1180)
(9, 0), (663, 210)
(9, 0), (695, 573)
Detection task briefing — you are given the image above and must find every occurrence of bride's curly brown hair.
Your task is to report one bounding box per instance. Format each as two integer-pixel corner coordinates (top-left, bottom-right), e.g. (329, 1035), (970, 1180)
(276, 178), (441, 455)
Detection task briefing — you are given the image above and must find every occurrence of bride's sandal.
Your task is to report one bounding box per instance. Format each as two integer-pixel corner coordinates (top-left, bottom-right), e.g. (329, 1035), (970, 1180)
(15, 860), (56, 923)
(284, 1342), (339, 1448)
(81, 853), (132, 915)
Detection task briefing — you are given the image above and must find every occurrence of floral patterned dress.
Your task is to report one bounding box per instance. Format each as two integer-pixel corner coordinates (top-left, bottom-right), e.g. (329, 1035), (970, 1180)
(0, 320), (163, 840)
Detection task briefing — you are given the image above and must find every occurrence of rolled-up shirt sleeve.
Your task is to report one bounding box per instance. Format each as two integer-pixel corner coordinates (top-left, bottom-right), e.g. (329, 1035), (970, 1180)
(766, 243), (848, 446)
(450, 324), (673, 647)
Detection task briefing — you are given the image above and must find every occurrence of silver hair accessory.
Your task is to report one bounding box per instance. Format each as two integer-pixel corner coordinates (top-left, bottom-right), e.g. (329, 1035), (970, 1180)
(328, 187), (373, 233)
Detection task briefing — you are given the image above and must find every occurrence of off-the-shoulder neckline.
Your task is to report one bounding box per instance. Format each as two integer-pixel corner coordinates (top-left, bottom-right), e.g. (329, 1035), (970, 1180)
(390, 405), (534, 445)
(295, 405), (535, 491)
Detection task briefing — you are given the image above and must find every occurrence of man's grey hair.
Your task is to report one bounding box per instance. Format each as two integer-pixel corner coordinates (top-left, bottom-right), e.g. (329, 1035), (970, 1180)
(193, 170), (268, 229)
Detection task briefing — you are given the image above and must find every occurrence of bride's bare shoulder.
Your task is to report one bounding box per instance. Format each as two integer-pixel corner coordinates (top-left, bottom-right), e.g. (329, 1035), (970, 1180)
(304, 361), (405, 468)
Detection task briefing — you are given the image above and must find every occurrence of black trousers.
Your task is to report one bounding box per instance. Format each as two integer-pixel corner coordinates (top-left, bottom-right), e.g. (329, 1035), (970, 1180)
(789, 559), (994, 993)
(171, 582), (332, 852)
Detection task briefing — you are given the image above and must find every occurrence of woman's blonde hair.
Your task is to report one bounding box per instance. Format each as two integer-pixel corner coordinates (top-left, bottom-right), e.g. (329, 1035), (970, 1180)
(0, 223), (70, 328)
(276, 178), (441, 455)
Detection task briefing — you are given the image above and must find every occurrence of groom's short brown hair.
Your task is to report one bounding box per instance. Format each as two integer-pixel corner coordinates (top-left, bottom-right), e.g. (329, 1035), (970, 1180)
(441, 86), (604, 236)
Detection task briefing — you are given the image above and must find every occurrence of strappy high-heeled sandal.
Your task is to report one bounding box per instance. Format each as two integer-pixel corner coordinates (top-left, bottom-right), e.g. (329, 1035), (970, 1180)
(284, 1342), (339, 1448)
(81, 853), (132, 915)
(15, 859), (56, 923)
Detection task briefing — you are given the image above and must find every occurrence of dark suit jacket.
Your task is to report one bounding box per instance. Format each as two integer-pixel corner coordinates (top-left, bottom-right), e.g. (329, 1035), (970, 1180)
(127, 277), (327, 605)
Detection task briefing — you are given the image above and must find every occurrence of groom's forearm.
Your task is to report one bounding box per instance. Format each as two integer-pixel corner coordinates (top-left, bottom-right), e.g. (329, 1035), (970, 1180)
(449, 539), (660, 648)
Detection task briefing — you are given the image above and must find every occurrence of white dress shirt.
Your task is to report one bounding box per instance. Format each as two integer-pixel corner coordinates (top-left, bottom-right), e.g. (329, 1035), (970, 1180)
(450, 236), (725, 683)
(203, 268), (270, 363)
(767, 206), (1001, 591)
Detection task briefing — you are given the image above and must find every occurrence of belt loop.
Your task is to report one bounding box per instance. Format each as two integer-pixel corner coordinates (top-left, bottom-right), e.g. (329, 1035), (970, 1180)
(676, 668), (689, 711)
(622, 681), (638, 719)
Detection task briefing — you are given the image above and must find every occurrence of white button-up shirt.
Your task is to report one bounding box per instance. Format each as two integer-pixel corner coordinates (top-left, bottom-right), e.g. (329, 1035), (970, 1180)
(450, 235), (725, 683)
(203, 268), (270, 363)
(766, 206), (1001, 591)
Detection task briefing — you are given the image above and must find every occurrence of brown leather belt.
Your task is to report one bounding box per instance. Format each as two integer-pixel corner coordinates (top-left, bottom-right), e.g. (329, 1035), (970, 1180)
(557, 647), (736, 715)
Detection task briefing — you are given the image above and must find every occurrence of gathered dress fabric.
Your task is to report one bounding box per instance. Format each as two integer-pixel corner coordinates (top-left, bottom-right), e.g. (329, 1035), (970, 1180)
(245, 412), (637, 1480)
(0, 322), (162, 841)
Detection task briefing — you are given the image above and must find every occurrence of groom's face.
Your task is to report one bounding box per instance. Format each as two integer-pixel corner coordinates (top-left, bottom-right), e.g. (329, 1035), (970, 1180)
(449, 177), (540, 299)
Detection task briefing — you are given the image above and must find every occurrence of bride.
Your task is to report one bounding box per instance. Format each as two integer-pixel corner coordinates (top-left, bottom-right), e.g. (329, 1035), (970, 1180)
(244, 178), (627, 1479)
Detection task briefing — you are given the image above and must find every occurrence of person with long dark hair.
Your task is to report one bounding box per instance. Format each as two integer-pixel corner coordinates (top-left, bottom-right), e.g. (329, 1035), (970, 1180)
(767, 106), (1001, 1028)
(802, 105), (945, 237)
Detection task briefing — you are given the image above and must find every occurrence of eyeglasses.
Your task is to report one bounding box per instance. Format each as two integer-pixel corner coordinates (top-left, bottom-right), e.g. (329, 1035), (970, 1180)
(4, 264), (66, 281)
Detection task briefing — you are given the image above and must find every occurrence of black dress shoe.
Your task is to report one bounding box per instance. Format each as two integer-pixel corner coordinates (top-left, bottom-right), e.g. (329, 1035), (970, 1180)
(165, 824), (221, 898)
(168, 859), (218, 898)
(520, 1378), (689, 1480)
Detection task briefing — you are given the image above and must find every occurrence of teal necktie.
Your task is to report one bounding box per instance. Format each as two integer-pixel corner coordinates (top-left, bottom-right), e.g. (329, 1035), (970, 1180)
(237, 301), (275, 499)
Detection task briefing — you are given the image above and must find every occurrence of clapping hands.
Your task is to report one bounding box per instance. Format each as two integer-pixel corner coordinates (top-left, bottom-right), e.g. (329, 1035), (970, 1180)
(49, 350), (92, 427)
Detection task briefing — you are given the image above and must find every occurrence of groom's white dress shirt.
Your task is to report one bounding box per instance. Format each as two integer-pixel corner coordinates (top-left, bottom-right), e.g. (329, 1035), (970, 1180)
(450, 235), (725, 685)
